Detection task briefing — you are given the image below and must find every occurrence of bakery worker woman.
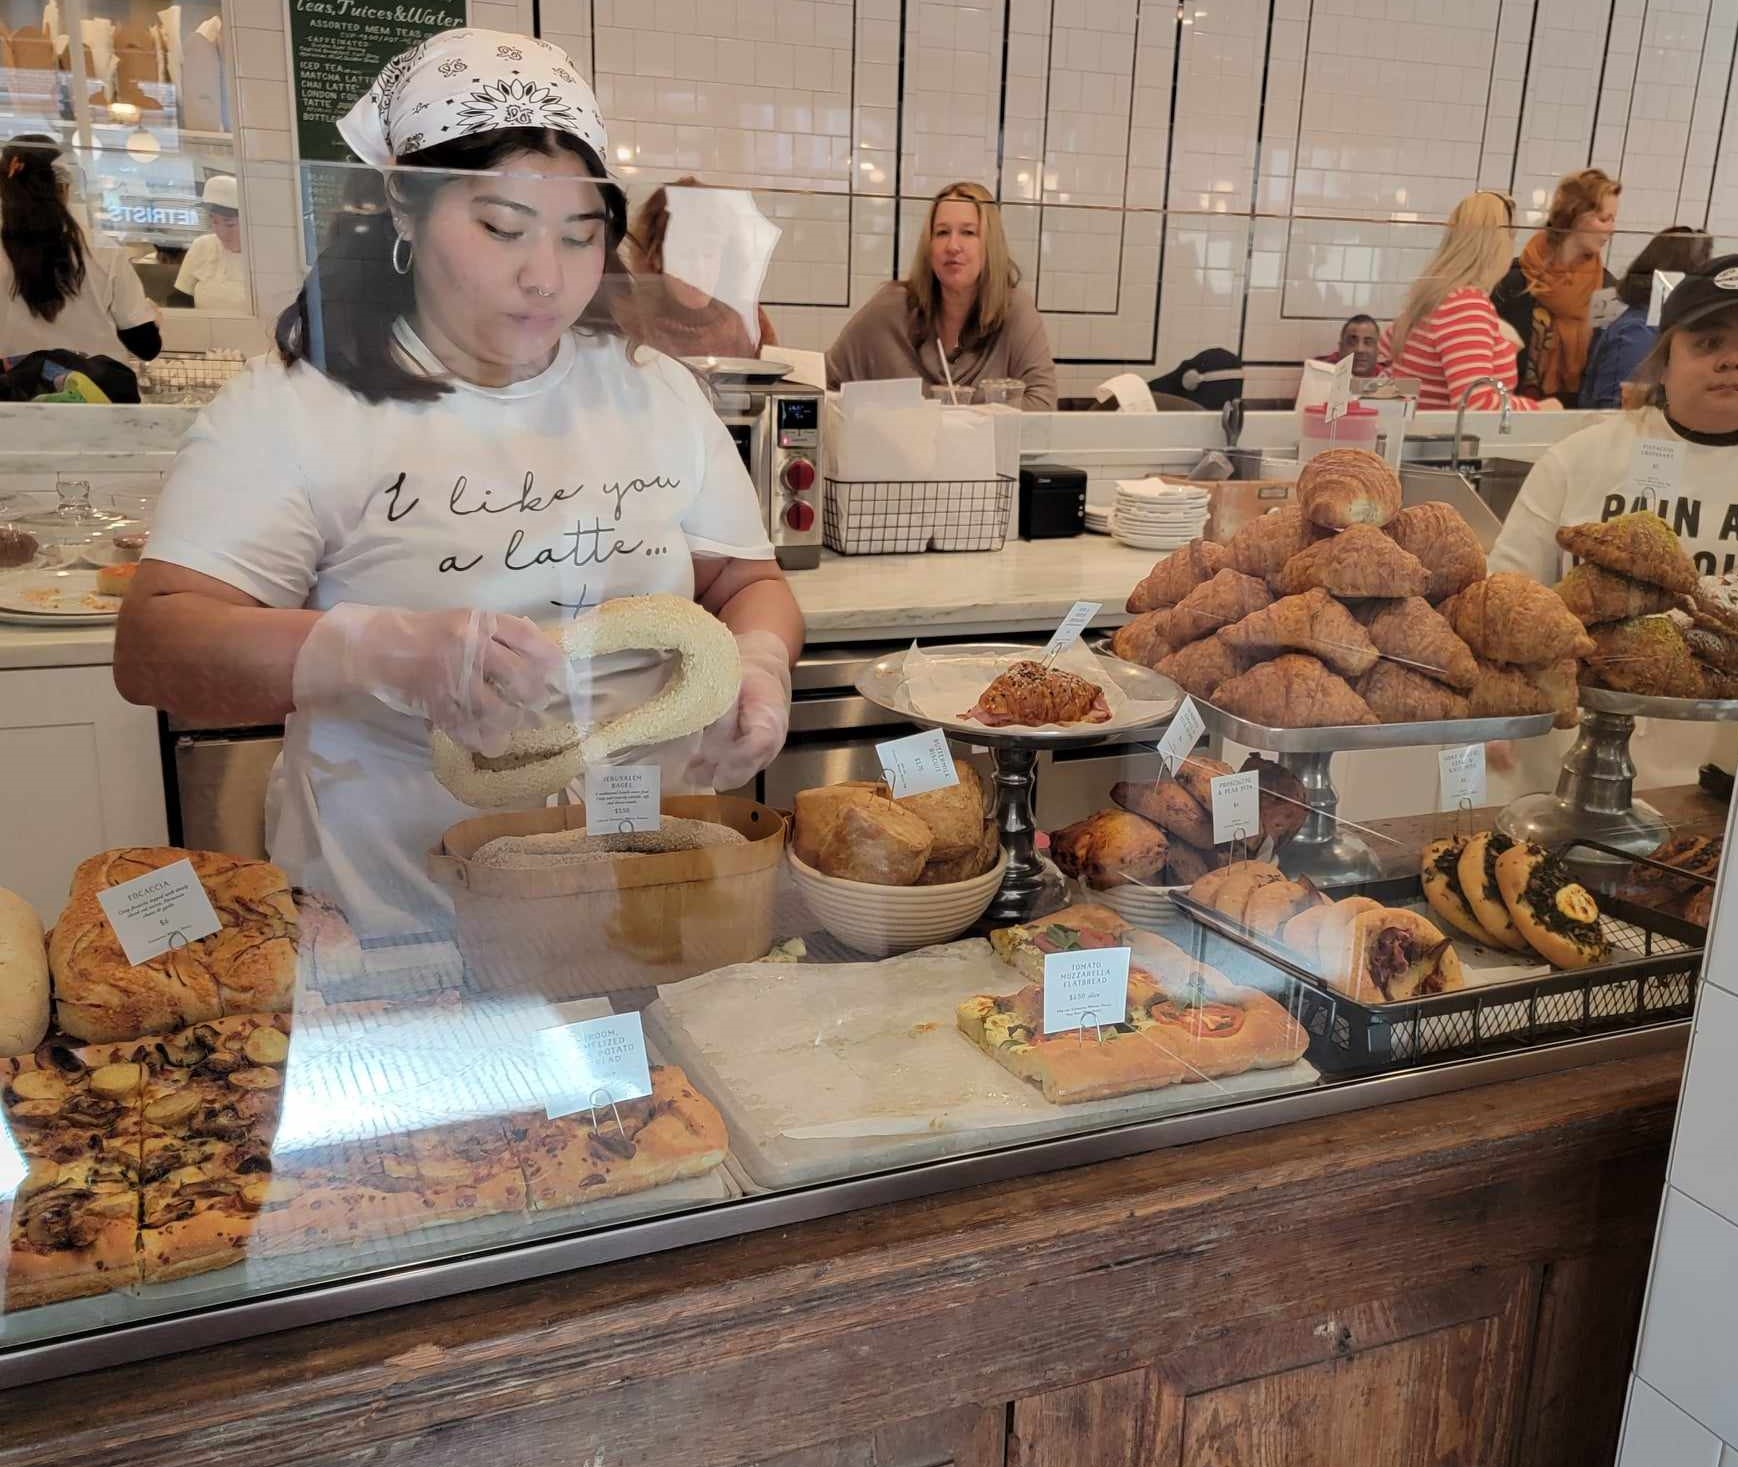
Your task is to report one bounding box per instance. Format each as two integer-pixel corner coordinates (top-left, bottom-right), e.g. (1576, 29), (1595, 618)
(114, 29), (804, 937)
(1488, 256), (1738, 797)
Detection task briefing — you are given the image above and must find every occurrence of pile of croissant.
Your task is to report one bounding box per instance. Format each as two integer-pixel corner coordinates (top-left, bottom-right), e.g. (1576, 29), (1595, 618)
(1113, 449), (1586, 729)
(1049, 752), (1309, 889)
(1553, 512), (1738, 700)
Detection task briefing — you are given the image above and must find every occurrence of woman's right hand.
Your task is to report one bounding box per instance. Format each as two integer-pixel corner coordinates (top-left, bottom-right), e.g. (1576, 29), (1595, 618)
(292, 604), (565, 756)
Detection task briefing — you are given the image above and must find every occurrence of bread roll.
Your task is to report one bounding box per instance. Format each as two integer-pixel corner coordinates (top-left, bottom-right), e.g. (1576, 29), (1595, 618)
(917, 818), (1001, 885)
(896, 760), (985, 860)
(0, 888), (49, 1058)
(793, 781), (889, 867)
(816, 800), (934, 885)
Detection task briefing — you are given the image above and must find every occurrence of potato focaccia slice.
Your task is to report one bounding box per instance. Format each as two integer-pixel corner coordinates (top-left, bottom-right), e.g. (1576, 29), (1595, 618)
(503, 1065), (727, 1211)
(4, 1150), (141, 1309)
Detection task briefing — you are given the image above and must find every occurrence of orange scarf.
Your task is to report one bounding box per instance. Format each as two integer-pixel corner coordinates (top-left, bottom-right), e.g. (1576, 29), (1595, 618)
(1519, 231), (1603, 396)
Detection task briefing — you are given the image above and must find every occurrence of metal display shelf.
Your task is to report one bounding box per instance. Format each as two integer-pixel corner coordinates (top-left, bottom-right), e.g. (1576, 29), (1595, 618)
(855, 642), (1182, 921)
(1501, 687), (1738, 858)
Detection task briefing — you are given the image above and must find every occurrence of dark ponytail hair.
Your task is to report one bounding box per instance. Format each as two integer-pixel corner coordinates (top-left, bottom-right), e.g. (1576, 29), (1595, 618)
(275, 128), (632, 404)
(1, 135), (88, 324)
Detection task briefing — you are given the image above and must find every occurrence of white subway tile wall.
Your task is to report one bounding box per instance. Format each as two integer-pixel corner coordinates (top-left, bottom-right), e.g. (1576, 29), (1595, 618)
(197, 0), (1738, 396)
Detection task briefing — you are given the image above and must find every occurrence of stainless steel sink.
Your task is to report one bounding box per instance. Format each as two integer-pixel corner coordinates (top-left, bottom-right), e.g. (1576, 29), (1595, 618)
(1469, 455), (1535, 522)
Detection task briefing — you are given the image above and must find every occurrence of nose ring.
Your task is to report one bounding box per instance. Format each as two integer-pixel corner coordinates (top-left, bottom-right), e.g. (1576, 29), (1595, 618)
(531, 286), (554, 298)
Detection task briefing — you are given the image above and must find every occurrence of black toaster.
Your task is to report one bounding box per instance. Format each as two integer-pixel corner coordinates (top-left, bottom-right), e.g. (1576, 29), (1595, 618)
(1018, 463), (1087, 540)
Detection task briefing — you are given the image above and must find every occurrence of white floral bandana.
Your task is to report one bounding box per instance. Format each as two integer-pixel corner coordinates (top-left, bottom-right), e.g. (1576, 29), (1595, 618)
(337, 27), (610, 169)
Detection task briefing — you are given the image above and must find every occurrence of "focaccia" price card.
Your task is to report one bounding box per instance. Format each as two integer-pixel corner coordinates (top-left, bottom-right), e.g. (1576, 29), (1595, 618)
(1042, 946), (1132, 1035)
(97, 858), (222, 968)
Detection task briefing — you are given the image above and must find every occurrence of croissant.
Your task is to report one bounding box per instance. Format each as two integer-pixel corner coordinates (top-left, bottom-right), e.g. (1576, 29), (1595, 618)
(1468, 657), (1579, 726)
(1212, 653), (1379, 727)
(1297, 449), (1402, 530)
(1219, 587), (1379, 677)
(1358, 596), (1478, 689)
(1049, 809), (1169, 889)
(1585, 616), (1706, 698)
(1356, 661), (1470, 723)
(1556, 512), (1698, 594)
(1226, 506), (1320, 581)
(963, 662), (1112, 725)
(1157, 568), (1273, 646)
(1383, 502), (1486, 602)
(1111, 611), (1172, 668)
(1686, 623), (1738, 673)
(1127, 538), (1229, 613)
(1272, 525), (1430, 599)
(1156, 633), (1247, 700)
(1447, 573), (1596, 665)
(1553, 563), (1682, 627)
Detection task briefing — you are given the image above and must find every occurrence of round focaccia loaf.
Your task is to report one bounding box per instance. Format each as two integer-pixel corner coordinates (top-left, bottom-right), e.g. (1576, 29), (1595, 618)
(432, 595), (742, 809)
(1420, 836), (1500, 947)
(1456, 831), (1530, 954)
(1494, 840), (1610, 969)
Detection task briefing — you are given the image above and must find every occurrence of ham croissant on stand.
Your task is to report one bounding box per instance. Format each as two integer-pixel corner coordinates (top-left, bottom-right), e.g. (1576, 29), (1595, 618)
(962, 661), (1112, 726)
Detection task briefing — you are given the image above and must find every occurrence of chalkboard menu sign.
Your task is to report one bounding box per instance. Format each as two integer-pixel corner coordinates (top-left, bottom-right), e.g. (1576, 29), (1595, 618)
(289, 0), (468, 164)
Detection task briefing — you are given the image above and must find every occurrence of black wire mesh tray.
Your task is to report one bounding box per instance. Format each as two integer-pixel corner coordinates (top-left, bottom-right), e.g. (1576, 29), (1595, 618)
(1172, 873), (1703, 1074)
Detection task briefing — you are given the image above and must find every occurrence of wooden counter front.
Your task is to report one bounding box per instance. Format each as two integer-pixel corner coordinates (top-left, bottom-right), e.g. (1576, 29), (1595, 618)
(0, 1045), (1682, 1467)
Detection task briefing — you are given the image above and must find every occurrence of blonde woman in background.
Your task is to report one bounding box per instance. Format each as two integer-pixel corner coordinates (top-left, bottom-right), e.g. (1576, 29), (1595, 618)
(826, 180), (1056, 409)
(1381, 191), (1559, 412)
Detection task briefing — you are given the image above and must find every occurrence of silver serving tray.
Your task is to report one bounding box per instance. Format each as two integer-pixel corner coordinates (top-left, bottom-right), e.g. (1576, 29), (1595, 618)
(855, 642), (1183, 750)
(1094, 636), (1556, 752)
(1580, 686), (1738, 723)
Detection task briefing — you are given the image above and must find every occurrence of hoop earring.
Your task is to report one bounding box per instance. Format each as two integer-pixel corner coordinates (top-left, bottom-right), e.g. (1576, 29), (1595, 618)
(391, 234), (413, 276)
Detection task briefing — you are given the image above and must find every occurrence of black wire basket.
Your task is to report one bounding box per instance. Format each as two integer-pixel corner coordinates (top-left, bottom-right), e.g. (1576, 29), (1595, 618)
(822, 475), (1014, 555)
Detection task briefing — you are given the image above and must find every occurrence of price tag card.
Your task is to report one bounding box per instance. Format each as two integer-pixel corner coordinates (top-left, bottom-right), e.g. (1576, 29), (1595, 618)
(538, 1012), (654, 1120)
(584, 764), (662, 833)
(876, 727), (959, 798)
(1210, 769), (1261, 845)
(1042, 946), (1132, 1035)
(1626, 439), (1684, 506)
(1156, 695), (1206, 776)
(97, 858), (222, 967)
(1438, 744), (1486, 811)
(1324, 354), (1355, 423)
(1043, 600), (1103, 658)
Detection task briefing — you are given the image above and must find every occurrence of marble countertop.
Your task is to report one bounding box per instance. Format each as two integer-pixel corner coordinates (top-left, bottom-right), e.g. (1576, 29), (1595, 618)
(791, 535), (1156, 641)
(0, 534), (1160, 672)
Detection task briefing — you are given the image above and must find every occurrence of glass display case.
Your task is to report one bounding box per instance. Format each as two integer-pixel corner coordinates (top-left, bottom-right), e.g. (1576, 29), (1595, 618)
(0, 157), (1729, 1391)
(1, 0), (243, 312)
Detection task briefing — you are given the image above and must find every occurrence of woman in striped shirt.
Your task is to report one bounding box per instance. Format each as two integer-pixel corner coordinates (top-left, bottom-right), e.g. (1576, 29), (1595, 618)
(1380, 191), (1559, 413)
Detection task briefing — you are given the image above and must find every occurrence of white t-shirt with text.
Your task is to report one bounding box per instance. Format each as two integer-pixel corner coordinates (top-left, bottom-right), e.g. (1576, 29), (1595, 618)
(148, 326), (773, 934)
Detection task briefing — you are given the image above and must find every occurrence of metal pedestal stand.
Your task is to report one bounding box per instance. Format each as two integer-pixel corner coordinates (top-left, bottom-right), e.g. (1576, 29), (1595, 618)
(855, 643), (1183, 924)
(1500, 688), (1738, 859)
(1195, 704), (1558, 885)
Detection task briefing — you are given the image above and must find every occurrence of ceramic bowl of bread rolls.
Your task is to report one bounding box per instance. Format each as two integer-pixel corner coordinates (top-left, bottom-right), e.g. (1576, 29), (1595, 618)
(787, 764), (1006, 956)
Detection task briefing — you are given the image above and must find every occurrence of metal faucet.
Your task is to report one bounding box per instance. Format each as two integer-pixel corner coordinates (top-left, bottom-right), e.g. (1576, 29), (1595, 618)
(1451, 377), (1512, 474)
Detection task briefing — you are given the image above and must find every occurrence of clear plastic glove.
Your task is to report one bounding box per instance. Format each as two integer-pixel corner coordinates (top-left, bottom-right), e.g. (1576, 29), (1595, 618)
(686, 629), (793, 792)
(292, 603), (565, 758)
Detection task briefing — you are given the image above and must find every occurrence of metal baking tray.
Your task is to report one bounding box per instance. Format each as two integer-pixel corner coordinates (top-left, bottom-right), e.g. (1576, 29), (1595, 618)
(1172, 876), (1703, 1074)
(1580, 686), (1738, 722)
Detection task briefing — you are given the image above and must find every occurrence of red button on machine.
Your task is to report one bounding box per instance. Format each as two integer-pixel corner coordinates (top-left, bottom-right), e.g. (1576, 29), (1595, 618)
(781, 458), (817, 494)
(783, 500), (816, 532)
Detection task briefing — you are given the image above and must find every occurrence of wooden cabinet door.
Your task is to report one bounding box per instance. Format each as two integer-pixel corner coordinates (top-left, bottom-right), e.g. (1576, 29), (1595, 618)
(750, 1404), (1005, 1467)
(1012, 1267), (1537, 1467)
(0, 665), (167, 921)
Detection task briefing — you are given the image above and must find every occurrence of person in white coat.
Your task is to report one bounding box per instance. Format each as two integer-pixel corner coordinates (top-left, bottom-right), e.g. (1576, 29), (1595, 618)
(170, 173), (250, 313)
(1488, 256), (1738, 801)
(114, 30), (803, 937)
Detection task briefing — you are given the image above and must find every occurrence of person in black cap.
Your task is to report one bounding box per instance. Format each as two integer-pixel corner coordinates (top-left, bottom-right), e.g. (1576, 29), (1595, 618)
(1486, 252), (1738, 799)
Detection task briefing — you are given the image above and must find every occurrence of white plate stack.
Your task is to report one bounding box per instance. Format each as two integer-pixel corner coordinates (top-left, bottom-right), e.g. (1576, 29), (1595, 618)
(1111, 479), (1211, 551)
(1083, 504), (1113, 535)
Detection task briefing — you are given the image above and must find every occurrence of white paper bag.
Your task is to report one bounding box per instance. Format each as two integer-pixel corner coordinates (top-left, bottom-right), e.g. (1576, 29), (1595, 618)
(825, 392), (942, 480)
(934, 405), (998, 482)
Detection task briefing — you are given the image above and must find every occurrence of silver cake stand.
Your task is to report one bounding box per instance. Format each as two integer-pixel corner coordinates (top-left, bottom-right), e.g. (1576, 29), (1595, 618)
(856, 643), (1182, 922)
(1500, 687), (1738, 859)
(1195, 703), (1557, 883)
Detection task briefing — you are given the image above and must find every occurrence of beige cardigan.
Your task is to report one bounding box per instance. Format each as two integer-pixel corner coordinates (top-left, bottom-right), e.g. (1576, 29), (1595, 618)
(825, 282), (1057, 410)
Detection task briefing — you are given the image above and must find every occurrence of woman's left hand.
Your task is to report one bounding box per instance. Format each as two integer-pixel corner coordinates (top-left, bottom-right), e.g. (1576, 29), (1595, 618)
(688, 630), (793, 791)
